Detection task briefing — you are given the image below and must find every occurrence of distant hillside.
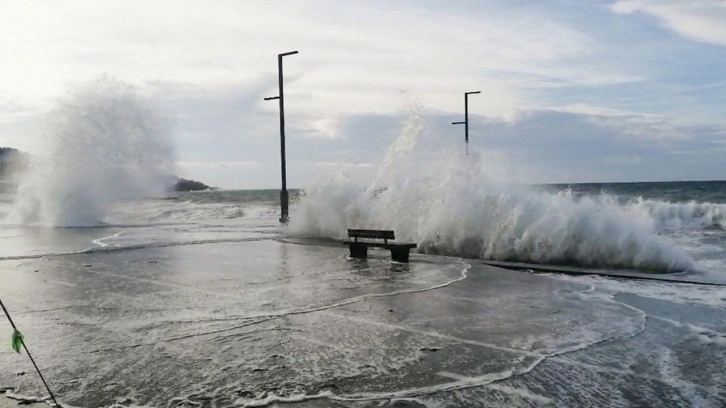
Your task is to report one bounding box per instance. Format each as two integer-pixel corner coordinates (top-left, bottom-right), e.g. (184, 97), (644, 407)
(0, 147), (29, 176)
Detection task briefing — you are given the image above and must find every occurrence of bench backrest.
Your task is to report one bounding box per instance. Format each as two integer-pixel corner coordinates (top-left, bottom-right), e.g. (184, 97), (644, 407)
(348, 229), (395, 240)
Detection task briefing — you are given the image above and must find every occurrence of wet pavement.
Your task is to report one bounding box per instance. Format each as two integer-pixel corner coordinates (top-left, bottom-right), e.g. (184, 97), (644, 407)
(1, 239), (725, 407)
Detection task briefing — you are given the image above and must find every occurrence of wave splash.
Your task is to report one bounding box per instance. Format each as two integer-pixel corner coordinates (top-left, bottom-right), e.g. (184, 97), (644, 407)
(12, 77), (176, 227)
(290, 110), (696, 272)
(622, 199), (726, 232)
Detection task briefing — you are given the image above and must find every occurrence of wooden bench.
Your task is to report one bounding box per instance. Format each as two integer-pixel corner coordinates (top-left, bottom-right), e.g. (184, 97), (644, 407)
(343, 229), (418, 263)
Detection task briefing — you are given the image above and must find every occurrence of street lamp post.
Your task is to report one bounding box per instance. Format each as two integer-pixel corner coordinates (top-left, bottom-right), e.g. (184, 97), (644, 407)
(264, 50), (298, 224)
(451, 91), (481, 154)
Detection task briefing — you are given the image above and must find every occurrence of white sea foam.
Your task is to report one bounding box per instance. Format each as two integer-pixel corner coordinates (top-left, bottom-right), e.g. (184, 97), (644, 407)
(290, 110), (696, 272)
(239, 391), (332, 407)
(109, 200), (248, 223)
(549, 273), (726, 308)
(621, 198), (726, 232)
(11, 76), (176, 227)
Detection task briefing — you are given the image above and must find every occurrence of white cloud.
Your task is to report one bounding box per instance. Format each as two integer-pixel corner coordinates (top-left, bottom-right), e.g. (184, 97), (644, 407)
(0, 99), (41, 124)
(535, 102), (724, 142)
(0, 0), (637, 117)
(302, 117), (341, 140)
(540, 103), (660, 118)
(315, 161), (373, 168)
(177, 160), (260, 169)
(611, 0), (726, 46)
(606, 154), (643, 164)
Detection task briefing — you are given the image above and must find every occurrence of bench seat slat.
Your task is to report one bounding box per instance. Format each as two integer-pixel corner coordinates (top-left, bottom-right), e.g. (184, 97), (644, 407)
(343, 241), (417, 249)
(348, 229), (395, 240)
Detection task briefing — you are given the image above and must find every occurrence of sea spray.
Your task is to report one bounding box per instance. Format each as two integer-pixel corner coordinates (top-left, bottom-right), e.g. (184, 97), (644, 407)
(290, 110), (695, 272)
(12, 77), (176, 227)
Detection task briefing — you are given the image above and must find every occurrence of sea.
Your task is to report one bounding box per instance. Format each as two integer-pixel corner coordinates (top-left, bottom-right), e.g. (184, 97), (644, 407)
(5, 181), (726, 276)
(0, 80), (725, 407)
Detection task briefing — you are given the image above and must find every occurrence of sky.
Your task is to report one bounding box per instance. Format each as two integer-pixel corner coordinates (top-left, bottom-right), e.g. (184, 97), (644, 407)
(1, 0), (725, 189)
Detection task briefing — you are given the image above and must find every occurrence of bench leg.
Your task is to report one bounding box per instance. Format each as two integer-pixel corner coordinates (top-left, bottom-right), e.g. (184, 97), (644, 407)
(390, 247), (410, 263)
(349, 243), (368, 259)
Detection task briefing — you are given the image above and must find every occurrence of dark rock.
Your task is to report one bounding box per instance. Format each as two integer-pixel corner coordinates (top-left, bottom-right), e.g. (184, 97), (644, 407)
(173, 178), (212, 192)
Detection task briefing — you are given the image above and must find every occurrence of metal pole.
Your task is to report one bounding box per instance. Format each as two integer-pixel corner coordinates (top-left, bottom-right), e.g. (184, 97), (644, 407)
(464, 93), (469, 147)
(264, 50), (298, 224)
(0, 298), (59, 407)
(277, 54), (288, 224)
(452, 90), (481, 155)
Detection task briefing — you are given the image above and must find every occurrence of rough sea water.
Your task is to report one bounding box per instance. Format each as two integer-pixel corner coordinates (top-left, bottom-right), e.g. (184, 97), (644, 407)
(1, 83), (725, 407)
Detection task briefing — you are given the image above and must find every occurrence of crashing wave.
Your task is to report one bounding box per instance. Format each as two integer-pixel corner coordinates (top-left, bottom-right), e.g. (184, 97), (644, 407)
(290, 110), (695, 272)
(11, 76), (176, 227)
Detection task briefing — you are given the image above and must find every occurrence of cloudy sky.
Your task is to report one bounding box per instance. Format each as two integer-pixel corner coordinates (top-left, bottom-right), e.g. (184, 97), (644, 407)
(1, 0), (725, 189)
